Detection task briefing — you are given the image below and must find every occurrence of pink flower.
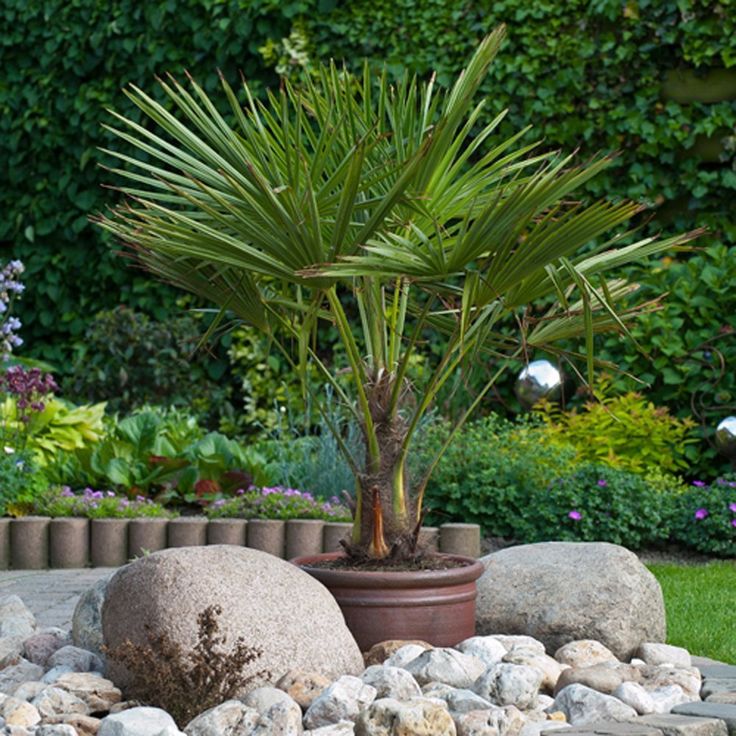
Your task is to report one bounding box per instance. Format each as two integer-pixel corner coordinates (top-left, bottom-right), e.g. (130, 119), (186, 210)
(731, 519), (736, 528)
(729, 503), (736, 513)
(694, 508), (709, 520)
(692, 480), (706, 487)
(568, 510), (582, 521)
(597, 479), (607, 487)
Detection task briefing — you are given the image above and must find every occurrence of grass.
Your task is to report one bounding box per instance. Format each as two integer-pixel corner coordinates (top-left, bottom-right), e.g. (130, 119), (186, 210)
(648, 561), (736, 664)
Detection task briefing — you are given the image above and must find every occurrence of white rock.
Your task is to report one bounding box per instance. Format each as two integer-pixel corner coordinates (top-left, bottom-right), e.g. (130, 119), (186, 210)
(361, 666), (422, 700)
(242, 686), (298, 713)
(12, 682), (46, 703)
(649, 685), (692, 713)
(486, 637), (544, 656)
(42, 666), (75, 684)
(474, 664), (543, 709)
(503, 649), (564, 692)
(0, 597), (36, 640)
(640, 666), (701, 700)
(384, 645), (428, 669)
(636, 644), (691, 669)
(422, 683), (494, 714)
(552, 684), (637, 725)
(0, 661), (44, 695)
(47, 645), (104, 674)
(250, 700), (303, 735)
(99, 707), (185, 736)
(457, 638), (508, 668)
(304, 676), (377, 729)
(454, 704), (525, 736)
(0, 694), (41, 727)
(54, 672), (122, 712)
(184, 700), (260, 736)
(31, 687), (89, 719)
(276, 671), (332, 710)
(554, 641), (618, 669)
(0, 637), (24, 669)
(72, 575), (112, 659)
(612, 682), (655, 715)
(36, 726), (79, 736)
(354, 697), (455, 736)
(403, 648), (486, 688)
(304, 723), (355, 736)
(537, 695), (554, 711)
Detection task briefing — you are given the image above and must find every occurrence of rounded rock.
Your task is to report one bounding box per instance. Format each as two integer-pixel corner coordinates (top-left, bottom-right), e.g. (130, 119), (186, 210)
(473, 664), (543, 710)
(554, 641), (618, 670)
(98, 706), (184, 736)
(476, 543), (665, 661)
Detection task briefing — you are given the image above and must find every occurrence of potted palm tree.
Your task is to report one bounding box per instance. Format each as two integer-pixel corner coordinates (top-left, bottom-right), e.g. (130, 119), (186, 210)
(98, 26), (698, 648)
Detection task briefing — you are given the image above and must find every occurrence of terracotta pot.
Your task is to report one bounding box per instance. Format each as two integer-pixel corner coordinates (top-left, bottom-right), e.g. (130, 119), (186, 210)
(291, 551), (485, 651)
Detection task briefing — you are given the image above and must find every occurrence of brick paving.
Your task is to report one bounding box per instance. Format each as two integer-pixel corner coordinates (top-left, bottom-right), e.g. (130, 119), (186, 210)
(0, 568), (116, 629)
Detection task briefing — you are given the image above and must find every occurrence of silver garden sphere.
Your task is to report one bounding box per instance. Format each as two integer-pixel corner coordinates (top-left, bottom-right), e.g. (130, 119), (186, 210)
(515, 359), (564, 409)
(715, 416), (736, 460)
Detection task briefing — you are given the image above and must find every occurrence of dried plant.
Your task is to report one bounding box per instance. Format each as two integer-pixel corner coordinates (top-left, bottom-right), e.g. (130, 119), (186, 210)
(104, 604), (268, 726)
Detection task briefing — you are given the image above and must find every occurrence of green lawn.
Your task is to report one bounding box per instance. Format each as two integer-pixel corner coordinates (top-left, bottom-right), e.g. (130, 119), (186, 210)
(648, 562), (736, 664)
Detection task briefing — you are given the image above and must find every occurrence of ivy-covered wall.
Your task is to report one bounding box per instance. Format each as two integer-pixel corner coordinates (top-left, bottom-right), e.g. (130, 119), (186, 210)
(2, 0), (735, 413)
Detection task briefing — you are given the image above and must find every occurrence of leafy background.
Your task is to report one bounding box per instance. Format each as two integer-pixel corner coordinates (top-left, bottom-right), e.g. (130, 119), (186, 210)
(2, 0), (735, 469)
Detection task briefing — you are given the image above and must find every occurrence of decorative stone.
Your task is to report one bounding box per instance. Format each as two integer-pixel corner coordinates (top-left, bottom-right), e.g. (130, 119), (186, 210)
(241, 685), (299, 713)
(354, 697), (456, 736)
(36, 726), (79, 736)
(454, 705), (524, 736)
(0, 597), (36, 640)
(612, 683), (655, 715)
(0, 695), (41, 727)
(13, 682), (47, 702)
(277, 671), (332, 710)
(635, 713), (728, 736)
(304, 676), (377, 729)
(364, 640), (432, 667)
(54, 672), (122, 712)
(403, 648), (486, 688)
(422, 684), (494, 714)
(488, 638), (545, 656)
(42, 666), (76, 684)
(385, 645), (432, 670)
(474, 664), (543, 709)
(555, 642), (618, 670)
(457, 638), (508, 668)
(72, 574), (113, 659)
(184, 700), (260, 736)
(648, 686), (691, 714)
(254, 700), (304, 735)
(0, 637), (24, 669)
(30, 687), (89, 718)
(361, 665), (422, 701)
(554, 666), (625, 697)
(0, 661), (44, 695)
(102, 547), (363, 689)
(98, 707), (185, 735)
(23, 630), (71, 668)
(305, 723), (355, 736)
(702, 682), (736, 700)
(637, 645), (691, 669)
(640, 667), (701, 700)
(552, 685), (638, 726)
(43, 713), (102, 736)
(476, 544), (665, 661)
(503, 648), (564, 692)
(48, 645), (104, 674)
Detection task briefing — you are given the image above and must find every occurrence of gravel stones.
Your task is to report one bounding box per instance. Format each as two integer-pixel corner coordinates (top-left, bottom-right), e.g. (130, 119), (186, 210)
(101, 546), (363, 689)
(553, 685), (639, 725)
(47, 645), (104, 674)
(456, 637), (508, 668)
(476, 543), (666, 660)
(53, 672), (122, 712)
(474, 664), (543, 709)
(0, 597), (36, 640)
(638, 646), (692, 669)
(72, 575), (112, 659)
(30, 687), (89, 719)
(363, 641), (432, 667)
(361, 665), (422, 701)
(304, 676), (377, 729)
(98, 706), (185, 735)
(23, 631), (71, 668)
(402, 649), (486, 688)
(277, 671), (333, 711)
(0, 661), (45, 695)
(184, 700), (261, 736)
(555, 642), (619, 670)
(354, 696), (456, 736)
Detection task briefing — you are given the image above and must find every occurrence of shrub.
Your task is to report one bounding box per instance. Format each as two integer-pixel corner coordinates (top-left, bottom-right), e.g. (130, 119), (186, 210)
(670, 476), (736, 557)
(537, 391), (697, 477)
(36, 486), (174, 519)
(206, 486), (352, 522)
(103, 604), (267, 727)
(0, 453), (49, 516)
(63, 306), (231, 428)
(416, 415), (577, 539)
(521, 463), (673, 549)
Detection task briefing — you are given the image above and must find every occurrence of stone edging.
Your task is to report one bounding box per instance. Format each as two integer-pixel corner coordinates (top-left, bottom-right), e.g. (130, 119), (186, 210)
(0, 517), (482, 570)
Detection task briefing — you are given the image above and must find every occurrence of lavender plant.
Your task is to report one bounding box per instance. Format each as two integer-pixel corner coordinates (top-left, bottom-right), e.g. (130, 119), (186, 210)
(37, 486), (175, 519)
(0, 260), (25, 361)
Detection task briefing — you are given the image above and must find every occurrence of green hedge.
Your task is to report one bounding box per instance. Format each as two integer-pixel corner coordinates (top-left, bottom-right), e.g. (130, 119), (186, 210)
(3, 0), (735, 402)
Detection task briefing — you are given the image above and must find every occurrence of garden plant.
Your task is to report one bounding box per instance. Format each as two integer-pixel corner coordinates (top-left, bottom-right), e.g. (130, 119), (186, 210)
(98, 27), (700, 563)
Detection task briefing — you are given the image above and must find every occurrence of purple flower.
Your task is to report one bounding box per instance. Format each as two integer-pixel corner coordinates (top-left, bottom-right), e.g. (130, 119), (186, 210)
(692, 480), (706, 487)
(597, 479), (607, 487)
(568, 510), (582, 521)
(729, 503), (736, 513)
(694, 508), (709, 520)
(732, 519), (736, 528)
(212, 499), (226, 508)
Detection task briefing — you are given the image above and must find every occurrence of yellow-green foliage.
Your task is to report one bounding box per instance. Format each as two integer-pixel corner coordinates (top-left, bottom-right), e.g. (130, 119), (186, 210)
(538, 392), (696, 476)
(14, 398), (107, 466)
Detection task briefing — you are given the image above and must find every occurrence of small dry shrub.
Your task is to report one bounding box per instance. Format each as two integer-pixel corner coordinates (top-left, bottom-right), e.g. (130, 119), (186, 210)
(103, 604), (268, 726)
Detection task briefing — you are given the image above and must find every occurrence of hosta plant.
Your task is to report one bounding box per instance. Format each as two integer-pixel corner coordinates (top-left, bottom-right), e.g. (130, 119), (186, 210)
(99, 27), (699, 562)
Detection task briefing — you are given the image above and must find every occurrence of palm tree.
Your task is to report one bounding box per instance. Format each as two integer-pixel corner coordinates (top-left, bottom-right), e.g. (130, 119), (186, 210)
(98, 26), (699, 562)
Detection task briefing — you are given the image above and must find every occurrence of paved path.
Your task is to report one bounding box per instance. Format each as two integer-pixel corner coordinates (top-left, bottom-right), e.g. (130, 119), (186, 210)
(0, 568), (116, 630)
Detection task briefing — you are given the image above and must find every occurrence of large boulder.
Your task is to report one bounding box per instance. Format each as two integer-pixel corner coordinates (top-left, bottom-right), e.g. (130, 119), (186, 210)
(476, 542), (665, 660)
(101, 546), (363, 691)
